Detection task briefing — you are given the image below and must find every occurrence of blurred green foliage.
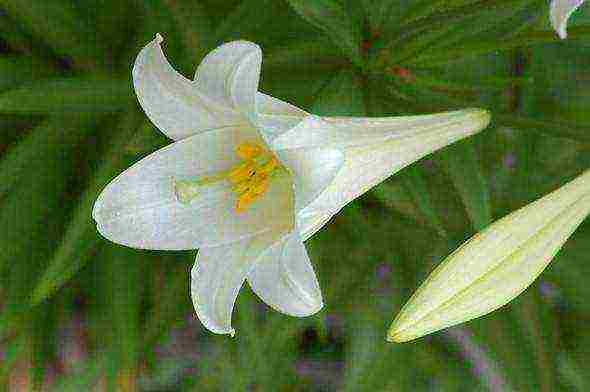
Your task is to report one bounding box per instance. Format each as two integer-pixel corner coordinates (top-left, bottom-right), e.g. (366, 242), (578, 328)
(1, 0), (590, 390)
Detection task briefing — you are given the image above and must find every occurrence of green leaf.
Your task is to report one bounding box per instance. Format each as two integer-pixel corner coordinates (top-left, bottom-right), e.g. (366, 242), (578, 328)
(0, 0), (108, 71)
(160, 0), (213, 60)
(261, 66), (339, 112)
(31, 110), (147, 305)
(0, 334), (25, 385)
(361, 0), (396, 32)
(0, 116), (95, 198)
(285, 0), (363, 66)
(214, 0), (320, 51)
(27, 302), (58, 390)
(52, 355), (111, 392)
(400, 165), (448, 237)
(495, 113), (590, 144)
(103, 246), (144, 372)
(372, 0), (536, 69)
(394, 0), (534, 65)
(405, 27), (590, 67)
(263, 39), (347, 73)
(0, 56), (55, 91)
(438, 138), (493, 231)
(0, 115), (97, 337)
(312, 69), (366, 116)
(0, 78), (133, 114)
(143, 255), (192, 348)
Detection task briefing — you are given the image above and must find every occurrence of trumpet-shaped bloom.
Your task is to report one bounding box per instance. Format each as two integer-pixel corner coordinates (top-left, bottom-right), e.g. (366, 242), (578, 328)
(550, 0), (586, 39)
(93, 34), (491, 336)
(388, 170), (590, 343)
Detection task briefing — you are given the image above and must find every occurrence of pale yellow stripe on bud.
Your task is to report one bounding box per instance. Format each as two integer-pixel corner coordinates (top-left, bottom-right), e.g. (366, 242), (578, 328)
(388, 170), (590, 342)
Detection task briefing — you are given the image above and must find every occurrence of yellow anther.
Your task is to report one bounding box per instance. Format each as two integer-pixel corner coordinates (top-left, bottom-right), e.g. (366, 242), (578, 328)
(173, 142), (288, 213)
(232, 180), (251, 195)
(258, 157), (280, 175)
(250, 176), (269, 195)
(235, 177), (269, 213)
(236, 192), (256, 213)
(227, 161), (255, 184)
(235, 142), (263, 160)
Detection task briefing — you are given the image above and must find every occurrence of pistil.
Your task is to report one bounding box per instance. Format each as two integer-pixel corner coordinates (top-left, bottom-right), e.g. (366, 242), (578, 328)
(174, 142), (288, 213)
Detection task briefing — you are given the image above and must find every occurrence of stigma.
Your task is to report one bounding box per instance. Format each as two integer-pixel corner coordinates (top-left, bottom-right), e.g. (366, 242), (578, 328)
(174, 142), (287, 213)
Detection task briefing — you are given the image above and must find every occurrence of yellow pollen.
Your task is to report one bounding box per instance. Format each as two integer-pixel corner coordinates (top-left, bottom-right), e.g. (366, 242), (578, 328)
(235, 142), (263, 160)
(227, 161), (256, 184)
(174, 142), (287, 213)
(258, 157), (280, 175)
(236, 176), (269, 213)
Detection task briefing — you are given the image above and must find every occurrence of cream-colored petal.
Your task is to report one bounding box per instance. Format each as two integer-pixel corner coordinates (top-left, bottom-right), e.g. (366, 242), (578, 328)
(277, 147), (344, 212)
(298, 210), (335, 242)
(93, 126), (294, 250)
(247, 231), (323, 317)
(271, 110), (488, 151)
(194, 41), (262, 116)
(389, 170), (590, 343)
(133, 34), (245, 141)
(300, 109), (491, 225)
(256, 93), (308, 117)
(550, 0), (586, 39)
(191, 230), (284, 336)
(254, 93), (308, 145)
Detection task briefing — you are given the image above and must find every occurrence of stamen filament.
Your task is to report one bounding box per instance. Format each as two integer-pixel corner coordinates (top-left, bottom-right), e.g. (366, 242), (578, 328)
(173, 142), (289, 212)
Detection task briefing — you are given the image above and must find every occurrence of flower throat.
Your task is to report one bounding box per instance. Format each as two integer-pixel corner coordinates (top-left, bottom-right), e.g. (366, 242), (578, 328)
(174, 142), (288, 213)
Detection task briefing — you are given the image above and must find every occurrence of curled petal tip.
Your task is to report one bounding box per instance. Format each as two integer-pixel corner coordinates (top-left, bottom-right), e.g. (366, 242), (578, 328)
(155, 33), (164, 43)
(550, 0), (586, 40)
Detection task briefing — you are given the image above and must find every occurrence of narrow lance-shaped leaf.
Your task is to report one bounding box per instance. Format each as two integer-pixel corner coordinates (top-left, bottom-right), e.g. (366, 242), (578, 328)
(401, 166), (447, 237)
(285, 0), (363, 66)
(312, 69), (365, 116)
(0, 0), (108, 70)
(438, 139), (492, 232)
(98, 244), (143, 389)
(31, 111), (146, 305)
(389, 169), (590, 342)
(0, 115), (95, 198)
(0, 78), (133, 114)
(0, 115), (97, 336)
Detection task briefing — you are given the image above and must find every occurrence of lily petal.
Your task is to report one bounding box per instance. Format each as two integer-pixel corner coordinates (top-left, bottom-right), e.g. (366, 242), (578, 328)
(271, 110), (489, 151)
(133, 34), (245, 141)
(256, 93), (308, 117)
(299, 109), (491, 227)
(298, 210), (335, 242)
(277, 147), (344, 212)
(550, 0), (585, 39)
(194, 40), (262, 116)
(254, 93), (308, 145)
(247, 231), (323, 317)
(388, 170), (590, 343)
(191, 231), (284, 336)
(93, 126), (294, 250)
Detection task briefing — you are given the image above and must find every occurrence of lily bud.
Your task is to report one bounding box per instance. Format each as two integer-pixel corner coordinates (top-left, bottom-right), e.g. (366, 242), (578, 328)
(389, 170), (590, 343)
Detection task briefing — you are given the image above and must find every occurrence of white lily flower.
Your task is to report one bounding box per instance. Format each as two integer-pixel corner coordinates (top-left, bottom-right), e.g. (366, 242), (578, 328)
(388, 170), (590, 343)
(550, 0), (586, 39)
(92, 34), (491, 336)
